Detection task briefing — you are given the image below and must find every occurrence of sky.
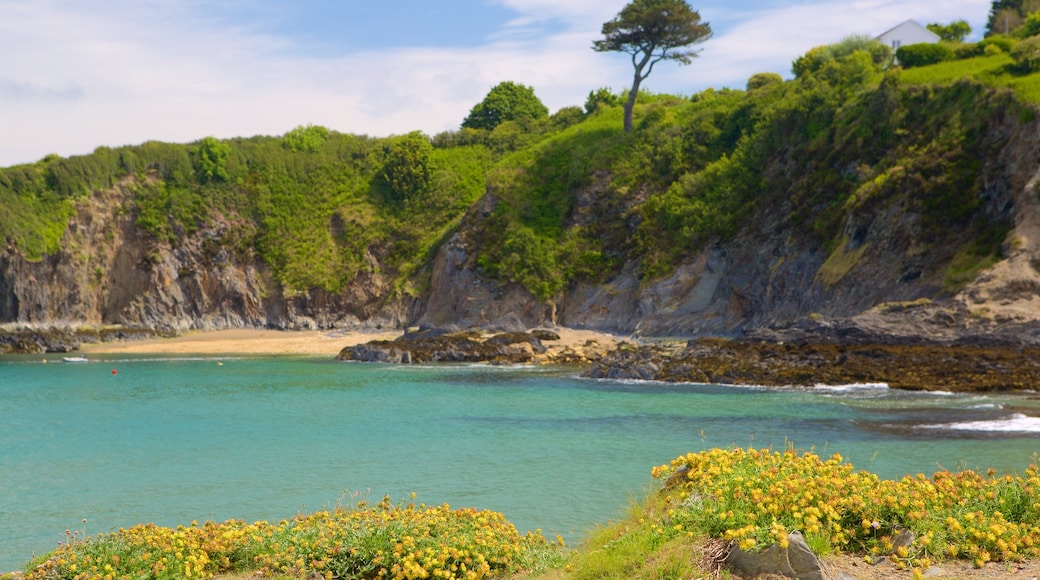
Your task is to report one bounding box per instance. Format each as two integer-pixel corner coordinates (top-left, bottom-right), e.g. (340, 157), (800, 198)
(0, 0), (993, 168)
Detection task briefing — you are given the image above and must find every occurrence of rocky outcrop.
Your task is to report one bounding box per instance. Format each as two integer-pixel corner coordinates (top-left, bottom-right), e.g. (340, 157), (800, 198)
(337, 329), (547, 364)
(585, 336), (1040, 392)
(338, 328), (615, 365)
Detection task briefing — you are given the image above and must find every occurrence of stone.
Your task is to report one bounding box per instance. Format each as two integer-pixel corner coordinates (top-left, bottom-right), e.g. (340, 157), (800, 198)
(724, 531), (825, 580)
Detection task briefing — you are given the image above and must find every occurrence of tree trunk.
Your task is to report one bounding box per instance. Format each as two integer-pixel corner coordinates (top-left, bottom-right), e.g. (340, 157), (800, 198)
(624, 73), (643, 133)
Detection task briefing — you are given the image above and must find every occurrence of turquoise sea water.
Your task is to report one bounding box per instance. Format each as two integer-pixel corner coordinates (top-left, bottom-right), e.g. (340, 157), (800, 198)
(2, 354), (1040, 571)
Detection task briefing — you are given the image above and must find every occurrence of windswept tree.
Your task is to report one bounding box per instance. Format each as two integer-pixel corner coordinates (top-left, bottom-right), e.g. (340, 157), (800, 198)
(593, 0), (711, 132)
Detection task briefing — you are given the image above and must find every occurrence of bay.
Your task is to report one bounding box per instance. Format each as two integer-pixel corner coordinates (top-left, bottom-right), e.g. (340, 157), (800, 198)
(2, 354), (1039, 571)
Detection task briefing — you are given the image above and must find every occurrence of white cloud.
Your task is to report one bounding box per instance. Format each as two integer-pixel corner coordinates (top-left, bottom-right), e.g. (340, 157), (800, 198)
(0, 0), (993, 167)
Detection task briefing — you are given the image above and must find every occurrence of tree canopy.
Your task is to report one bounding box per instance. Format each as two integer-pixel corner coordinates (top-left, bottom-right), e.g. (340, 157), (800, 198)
(927, 20), (973, 42)
(592, 0), (711, 132)
(461, 81), (549, 131)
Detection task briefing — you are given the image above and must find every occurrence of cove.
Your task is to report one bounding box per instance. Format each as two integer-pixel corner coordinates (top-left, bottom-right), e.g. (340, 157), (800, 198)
(1, 354), (1039, 571)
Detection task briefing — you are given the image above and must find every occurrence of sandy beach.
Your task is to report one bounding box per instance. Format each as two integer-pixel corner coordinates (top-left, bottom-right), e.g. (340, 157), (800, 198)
(79, 327), (626, 357)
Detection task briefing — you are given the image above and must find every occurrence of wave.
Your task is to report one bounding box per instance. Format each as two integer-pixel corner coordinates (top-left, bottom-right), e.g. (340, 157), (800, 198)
(811, 383), (889, 393)
(923, 413), (1040, 433)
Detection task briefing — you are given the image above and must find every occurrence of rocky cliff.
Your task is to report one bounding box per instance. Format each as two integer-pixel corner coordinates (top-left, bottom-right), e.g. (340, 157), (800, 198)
(4, 84), (1040, 352)
(0, 178), (413, 347)
(418, 90), (1040, 343)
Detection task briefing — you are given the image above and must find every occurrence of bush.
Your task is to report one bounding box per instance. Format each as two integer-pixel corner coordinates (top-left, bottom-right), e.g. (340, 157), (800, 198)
(793, 35), (890, 78)
(980, 34), (1018, 53)
(282, 124), (330, 153)
(1011, 34), (1040, 72)
(584, 87), (622, 114)
(746, 72), (783, 92)
(462, 81), (549, 131)
(1017, 11), (1040, 38)
(381, 131), (433, 203)
(896, 43), (954, 68)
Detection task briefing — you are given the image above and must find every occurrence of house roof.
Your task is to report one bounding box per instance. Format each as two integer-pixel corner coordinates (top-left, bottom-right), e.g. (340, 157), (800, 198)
(875, 19), (941, 42)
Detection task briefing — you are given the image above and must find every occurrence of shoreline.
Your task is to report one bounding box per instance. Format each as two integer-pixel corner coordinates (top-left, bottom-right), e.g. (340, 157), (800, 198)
(77, 327), (627, 357)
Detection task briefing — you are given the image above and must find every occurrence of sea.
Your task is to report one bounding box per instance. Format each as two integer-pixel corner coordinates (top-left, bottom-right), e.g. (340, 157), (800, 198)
(2, 353), (1040, 571)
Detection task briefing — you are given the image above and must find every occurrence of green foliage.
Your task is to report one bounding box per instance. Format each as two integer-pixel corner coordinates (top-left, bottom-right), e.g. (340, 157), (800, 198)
(194, 136), (231, 183)
(1011, 34), (1040, 70)
(478, 220), (566, 301)
(657, 448), (1040, 568)
(281, 124), (330, 153)
(793, 35), (891, 78)
(381, 131), (433, 204)
(746, 71), (783, 92)
(981, 33), (1019, 52)
(550, 106), (585, 131)
(897, 43), (954, 68)
(461, 81), (549, 131)
(22, 495), (563, 580)
(1018, 9), (1040, 37)
(927, 20), (973, 42)
(585, 87), (622, 114)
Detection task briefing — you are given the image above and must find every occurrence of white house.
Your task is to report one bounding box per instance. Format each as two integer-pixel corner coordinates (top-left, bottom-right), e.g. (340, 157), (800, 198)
(876, 19), (940, 51)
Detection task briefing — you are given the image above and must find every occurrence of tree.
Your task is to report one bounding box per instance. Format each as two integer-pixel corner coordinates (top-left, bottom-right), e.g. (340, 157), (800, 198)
(194, 136), (230, 183)
(987, 0), (1026, 35)
(461, 81), (548, 131)
(381, 131), (432, 204)
(927, 20), (973, 42)
(746, 72), (783, 92)
(592, 0), (711, 132)
(282, 124), (330, 153)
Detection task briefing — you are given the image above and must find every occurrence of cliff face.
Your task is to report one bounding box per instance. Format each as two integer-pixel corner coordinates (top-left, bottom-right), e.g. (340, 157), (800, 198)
(4, 88), (1040, 347)
(0, 180), (411, 334)
(418, 91), (1040, 340)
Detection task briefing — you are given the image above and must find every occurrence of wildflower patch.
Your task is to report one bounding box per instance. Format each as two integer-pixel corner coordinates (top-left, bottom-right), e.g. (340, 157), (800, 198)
(652, 447), (1040, 570)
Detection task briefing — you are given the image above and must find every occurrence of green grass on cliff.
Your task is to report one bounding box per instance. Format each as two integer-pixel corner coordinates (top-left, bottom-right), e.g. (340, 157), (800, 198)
(899, 52), (1040, 106)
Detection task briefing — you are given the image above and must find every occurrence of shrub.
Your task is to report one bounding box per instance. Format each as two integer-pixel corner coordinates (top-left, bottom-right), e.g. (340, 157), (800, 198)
(381, 131), (433, 203)
(1017, 10), (1040, 38)
(746, 72), (783, 92)
(793, 35), (890, 78)
(896, 43), (954, 68)
(655, 448), (1040, 568)
(1011, 34), (1040, 72)
(194, 136), (230, 183)
(550, 105), (585, 130)
(584, 87), (622, 114)
(462, 81), (549, 131)
(282, 124), (330, 153)
(980, 34), (1018, 53)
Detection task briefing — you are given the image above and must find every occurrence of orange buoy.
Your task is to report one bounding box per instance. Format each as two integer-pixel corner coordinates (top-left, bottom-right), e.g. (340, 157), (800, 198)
(111, 369), (118, 375)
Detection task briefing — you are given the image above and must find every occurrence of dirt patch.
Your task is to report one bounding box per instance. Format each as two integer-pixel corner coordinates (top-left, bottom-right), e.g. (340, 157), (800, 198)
(819, 553), (1040, 579)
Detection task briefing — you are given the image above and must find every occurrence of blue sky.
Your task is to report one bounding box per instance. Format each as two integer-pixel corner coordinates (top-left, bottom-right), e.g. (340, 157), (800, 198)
(0, 0), (992, 167)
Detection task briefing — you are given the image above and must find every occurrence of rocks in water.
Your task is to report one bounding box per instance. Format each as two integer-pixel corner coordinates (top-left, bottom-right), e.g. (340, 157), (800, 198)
(338, 328), (616, 365)
(338, 329), (546, 364)
(584, 337), (1040, 392)
(0, 326), (161, 354)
